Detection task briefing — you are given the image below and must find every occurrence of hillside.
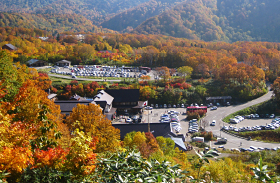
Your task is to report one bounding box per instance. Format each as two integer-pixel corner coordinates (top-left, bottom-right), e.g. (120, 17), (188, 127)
(132, 0), (280, 42)
(132, 0), (228, 41)
(0, 12), (115, 33)
(100, 0), (186, 32)
(0, 0), (151, 24)
(1, 0), (280, 42)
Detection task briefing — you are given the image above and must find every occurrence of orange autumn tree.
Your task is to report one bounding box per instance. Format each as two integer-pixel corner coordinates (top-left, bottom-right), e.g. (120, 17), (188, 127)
(3, 80), (64, 150)
(65, 103), (120, 153)
(123, 131), (160, 158)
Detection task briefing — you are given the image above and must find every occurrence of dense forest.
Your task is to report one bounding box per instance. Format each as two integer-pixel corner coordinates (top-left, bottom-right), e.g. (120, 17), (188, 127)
(0, 12), (115, 33)
(0, 0), (151, 24)
(1, 27), (279, 103)
(1, 0), (280, 42)
(1, 27), (280, 182)
(133, 0), (280, 42)
(100, 0), (186, 32)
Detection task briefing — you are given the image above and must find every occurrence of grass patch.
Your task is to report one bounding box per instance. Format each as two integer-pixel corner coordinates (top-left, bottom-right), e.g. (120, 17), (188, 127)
(238, 129), (280, 143)
(37, 68), (52, 73)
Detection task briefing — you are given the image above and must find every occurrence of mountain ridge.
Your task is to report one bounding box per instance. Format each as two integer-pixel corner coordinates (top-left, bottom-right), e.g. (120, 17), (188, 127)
(1, 0), (280, 43)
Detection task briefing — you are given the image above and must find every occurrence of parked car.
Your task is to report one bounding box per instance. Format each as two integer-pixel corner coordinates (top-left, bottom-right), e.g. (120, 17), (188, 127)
(155, 104), (158, 108)
(181, 104), (184, 108)
(164, 104), (167, 108)
(126, 118), (132, 123)
(145, 106), (153, 110)
(210, 120), (216, 126)
(270, 114), (275, 118)
(210, 106), (217, 110)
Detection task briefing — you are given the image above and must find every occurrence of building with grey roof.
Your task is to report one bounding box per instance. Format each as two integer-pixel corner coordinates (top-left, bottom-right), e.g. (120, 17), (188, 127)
(56, 60), (71, 67)
(27, 59), (48, 67)
(2, 44), (17, 51)
(93, 90), (116, 120)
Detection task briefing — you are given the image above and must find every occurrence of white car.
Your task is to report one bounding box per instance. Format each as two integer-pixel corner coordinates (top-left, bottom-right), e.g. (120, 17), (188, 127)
(145, 106), (153, 110)
(126, 118), (132, 123)
(223, 126), (229, 131)
(210, 120), (216, 126)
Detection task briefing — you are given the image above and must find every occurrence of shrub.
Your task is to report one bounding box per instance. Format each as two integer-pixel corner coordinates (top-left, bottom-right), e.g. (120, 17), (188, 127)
(20, 166), (75, 183)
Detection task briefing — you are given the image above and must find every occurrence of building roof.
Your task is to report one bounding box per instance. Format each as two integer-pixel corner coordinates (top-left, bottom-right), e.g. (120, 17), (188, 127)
(105, 89), (140, 103)
(27, 59), (39, 64)
(55, 100), (92, 113)
(170, 136), (187, 151)
(48, 94), (57, 100)
(39, 37), (49, 41)
(3, 44), (17, 50)
(27, 59), (47, 64)
(93, 90), (114, 105)
(69, 94), (88, 101)
(112, 123), (171, 140)
(206, 96), (232, 100)
(56, 60), (71, 64)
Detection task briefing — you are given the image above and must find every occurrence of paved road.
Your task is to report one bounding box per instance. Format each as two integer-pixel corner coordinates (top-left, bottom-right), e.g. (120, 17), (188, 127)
(48, 74), (122, 82)
(204, 88), (280, 149)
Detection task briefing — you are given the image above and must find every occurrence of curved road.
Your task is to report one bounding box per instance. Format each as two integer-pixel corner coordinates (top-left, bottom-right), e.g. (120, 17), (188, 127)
(204, 88), (280, 149)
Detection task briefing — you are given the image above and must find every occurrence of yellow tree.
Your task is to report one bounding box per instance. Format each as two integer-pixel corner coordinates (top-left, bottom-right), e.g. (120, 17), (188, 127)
(65, 103), (120, 153)
(177, 66), (193, 79)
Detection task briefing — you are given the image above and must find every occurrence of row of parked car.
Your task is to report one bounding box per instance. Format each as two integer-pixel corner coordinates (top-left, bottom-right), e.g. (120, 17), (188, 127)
(160, 111), (181, 133)
(240, 146), (280, 152)
(160, 111), (180, 123)
(224, 117), (280, 132)
(229, 114), (275, 124)
(152, 104), (186, 108)
(125, 115), (142, 124)
(188, 119), (199, 133)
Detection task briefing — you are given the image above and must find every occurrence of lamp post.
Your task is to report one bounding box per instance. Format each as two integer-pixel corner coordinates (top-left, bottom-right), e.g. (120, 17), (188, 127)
(148, 110), (150, 133)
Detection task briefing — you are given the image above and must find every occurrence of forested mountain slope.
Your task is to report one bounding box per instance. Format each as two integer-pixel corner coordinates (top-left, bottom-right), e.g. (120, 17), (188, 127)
(100, 0), (187, 32)
(0, 12), (115, 33)
(0, 0), (151, 24)
(132, 0), (280, 42)
(133, 0), (228, 41)
(2, 0), (280, 42)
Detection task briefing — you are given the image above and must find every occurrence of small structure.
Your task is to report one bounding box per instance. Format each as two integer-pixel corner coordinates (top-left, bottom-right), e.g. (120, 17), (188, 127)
(48, 94), (57, 101)
(39, 37), (49, 41)
(69, 94), (88, 101)
(55, 100), (93, 116)
(2, 44), (17, 51)
(206, 96), (232, 105)
(56, 60), (71, 67)
(105, 89), (144, 114)
(170, 136), (187, 151)
(93, 90), (116, 120)
(27, 59), (48, 67)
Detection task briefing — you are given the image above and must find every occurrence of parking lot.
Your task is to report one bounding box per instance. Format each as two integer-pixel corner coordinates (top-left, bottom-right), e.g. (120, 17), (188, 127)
(235, 118), (273, 128)
(223, 115), (279, 132)
(49, 65), (159, 80)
